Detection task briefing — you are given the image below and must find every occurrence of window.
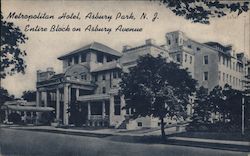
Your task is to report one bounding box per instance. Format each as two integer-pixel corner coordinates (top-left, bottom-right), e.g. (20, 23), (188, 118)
(184, 54), (187, 62)
(226, 74), (228, 82)
(68, 58), (72, 66)
(223, 57), (225, 65)
(219, 55), (221, 63)
(190, 56), (192, 64)
(102, 87), (106, 94)
(168, 39), (171, 45)
(204, 72), (208, 81)
(175, 38), (178, 44)
(74, 55), (79, 64)
(102, 74), (106, 80)
(223, 73), (225, 82)
(218, 71), (221, 80)
(138, 122), (142, 127)
(97, 53), (104, 63)
(113, 71), (117, 79)
(81, 74), (87, 80)
(197, 47), (200, 51)
(118, 71), (121, 78)
(107, 56), (112, 62)
(176, 54), (181, 62)
(114, 96), (121, 115)
(81, 53), (86, 62)
(94, 75), (98, 82)
(229, 75), (232, 83)
(188, 45), (192, 48)
(204, 55), (208, 64)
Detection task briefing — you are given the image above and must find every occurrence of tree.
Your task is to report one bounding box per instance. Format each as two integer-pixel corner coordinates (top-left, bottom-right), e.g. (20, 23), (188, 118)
(68, 101), (86, 127)
(120, 54), (197, 140)
(191, 87), (210, 126)
(244, 71), (250, 129)
(209, 85), (225, 122)
(21, 90), (36, 102)
(0, 12), (28, 85)
(158, 0), (249, 24)
(222, 84), (243, 125)
(0, 87), (15, 122)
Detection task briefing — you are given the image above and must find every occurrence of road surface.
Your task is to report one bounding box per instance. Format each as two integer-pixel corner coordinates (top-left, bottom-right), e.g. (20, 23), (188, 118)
(0, 128), (248, 156)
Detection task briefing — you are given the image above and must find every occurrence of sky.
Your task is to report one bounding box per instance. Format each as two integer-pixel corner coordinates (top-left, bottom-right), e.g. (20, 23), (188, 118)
(2, 0), (250, 97)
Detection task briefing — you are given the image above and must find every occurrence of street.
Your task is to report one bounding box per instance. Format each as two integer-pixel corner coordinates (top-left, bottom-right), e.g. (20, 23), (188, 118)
(0, 128), (248, 156)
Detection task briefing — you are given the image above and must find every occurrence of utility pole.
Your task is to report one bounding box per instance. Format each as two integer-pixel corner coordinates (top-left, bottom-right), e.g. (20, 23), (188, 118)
(242, 97), (245, 135)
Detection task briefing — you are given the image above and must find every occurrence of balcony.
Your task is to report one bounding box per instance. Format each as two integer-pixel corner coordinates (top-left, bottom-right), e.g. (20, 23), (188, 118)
(89, 115), (109, 120)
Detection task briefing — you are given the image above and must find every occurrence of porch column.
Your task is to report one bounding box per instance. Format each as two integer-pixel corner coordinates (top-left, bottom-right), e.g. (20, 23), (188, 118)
(5, 110), (8, 122)
(36, 90), (41, 107)
(109, 96), (114, 126)
(24, 112), (27, 123)
(56, 88), (60, 120)
(120, 95), (126, 116)
(78, 54), (81, 63)
(102, 100), (106, 119)
(44, 91), (48, 107)
(87, 101), (91, 120)
(76, 88), (79, 100)
(63, 84), (69, 125)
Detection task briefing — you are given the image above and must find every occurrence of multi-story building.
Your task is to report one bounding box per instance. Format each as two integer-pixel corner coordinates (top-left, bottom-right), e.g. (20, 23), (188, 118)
(36, 31), (248, 129)
(165, 31), (248, 91)
(36, 42), (125, 126)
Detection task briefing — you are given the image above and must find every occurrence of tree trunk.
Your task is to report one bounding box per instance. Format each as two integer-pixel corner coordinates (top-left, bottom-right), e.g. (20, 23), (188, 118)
(160, 117), (166, 141)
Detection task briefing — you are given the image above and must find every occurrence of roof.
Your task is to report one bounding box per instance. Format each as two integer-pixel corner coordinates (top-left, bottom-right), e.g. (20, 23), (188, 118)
(58, 42), (122, 60)
(204, 42), (231, 52)
(91, 61), (121, 72)
(50, 73), (64, 79)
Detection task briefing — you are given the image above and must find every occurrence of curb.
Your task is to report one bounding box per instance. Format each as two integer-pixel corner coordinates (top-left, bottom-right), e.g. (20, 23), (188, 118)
(167, 138), (250, 152)
(12, 127), (113, 138)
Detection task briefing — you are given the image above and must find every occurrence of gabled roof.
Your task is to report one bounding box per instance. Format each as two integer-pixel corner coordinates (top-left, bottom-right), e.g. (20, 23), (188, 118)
(58, 42), (122, 60)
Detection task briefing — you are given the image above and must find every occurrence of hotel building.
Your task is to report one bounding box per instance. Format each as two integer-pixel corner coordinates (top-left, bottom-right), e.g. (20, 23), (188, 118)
(35, 31), (248, 128)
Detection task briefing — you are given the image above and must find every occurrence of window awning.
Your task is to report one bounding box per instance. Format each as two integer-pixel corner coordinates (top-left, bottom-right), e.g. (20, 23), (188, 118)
(3, 105), (55, 112)
(78, 94), (110, 102)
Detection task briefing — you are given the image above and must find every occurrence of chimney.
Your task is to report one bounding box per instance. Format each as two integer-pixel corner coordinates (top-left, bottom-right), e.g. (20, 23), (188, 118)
(47, 67), (54, 72)
(145, 39), (156, 45)
(122, 45), (132, 52)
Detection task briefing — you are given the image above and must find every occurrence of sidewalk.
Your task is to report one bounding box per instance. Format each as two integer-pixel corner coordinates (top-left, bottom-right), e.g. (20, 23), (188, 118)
(168, 137), (250, 146)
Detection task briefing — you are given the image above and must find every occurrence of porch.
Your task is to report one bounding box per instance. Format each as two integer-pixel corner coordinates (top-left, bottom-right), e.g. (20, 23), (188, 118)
(78, 94), (111, 127)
